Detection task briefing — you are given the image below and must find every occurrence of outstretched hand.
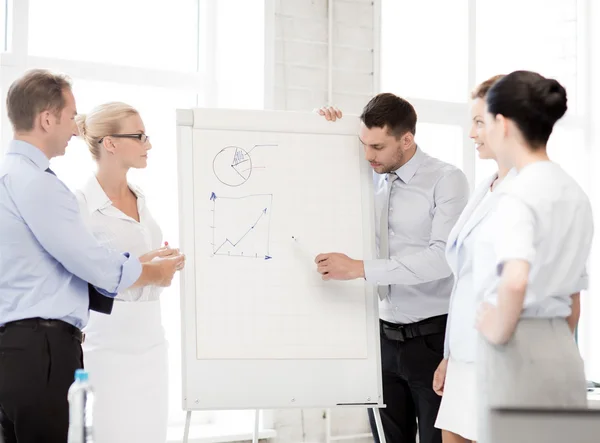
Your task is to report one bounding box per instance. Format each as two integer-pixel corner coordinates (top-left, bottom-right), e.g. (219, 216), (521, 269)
(314, 252), (364, 281)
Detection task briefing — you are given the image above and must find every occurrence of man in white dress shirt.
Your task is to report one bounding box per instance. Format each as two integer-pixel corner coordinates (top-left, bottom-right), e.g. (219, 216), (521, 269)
(317, 94), (469, 443)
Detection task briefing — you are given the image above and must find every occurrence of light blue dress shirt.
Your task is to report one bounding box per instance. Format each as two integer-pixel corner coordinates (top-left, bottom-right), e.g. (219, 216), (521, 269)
(0, 140), (142, 329)
(363, 147), (470, 323)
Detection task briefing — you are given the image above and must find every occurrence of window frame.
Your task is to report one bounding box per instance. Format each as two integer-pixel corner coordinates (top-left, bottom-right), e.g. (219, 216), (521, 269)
(376, 0), (594, 378)
(0, 0), (275, 437)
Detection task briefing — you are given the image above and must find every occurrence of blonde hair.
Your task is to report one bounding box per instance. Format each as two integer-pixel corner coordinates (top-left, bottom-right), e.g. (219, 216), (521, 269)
(75, 102), (139, 161)
(471, 75), (505, 100)
(7, 69), (72, 132)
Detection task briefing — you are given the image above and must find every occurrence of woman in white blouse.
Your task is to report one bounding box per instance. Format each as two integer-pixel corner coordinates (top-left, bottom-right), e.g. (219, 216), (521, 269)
(433, 75), (515, 443)
(75, 102), (182, 443)
(474, 71), (592, 440)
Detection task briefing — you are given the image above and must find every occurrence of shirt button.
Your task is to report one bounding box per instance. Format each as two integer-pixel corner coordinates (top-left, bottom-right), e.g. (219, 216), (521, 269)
(389, 230), (394, 236)
(389, 207), (393, 212)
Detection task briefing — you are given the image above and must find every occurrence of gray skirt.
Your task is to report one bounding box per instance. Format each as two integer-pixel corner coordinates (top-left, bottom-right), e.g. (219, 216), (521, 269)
(477, 318), (587, 440)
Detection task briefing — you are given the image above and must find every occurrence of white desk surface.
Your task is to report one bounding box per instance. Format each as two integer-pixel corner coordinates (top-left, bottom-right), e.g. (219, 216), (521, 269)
(587, 390), (600, 409)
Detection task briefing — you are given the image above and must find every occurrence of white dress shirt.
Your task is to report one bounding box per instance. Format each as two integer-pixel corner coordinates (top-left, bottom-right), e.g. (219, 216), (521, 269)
(76, 176), (163, 302)
(444, 169), (517, 361)
(473, 161), (593, 318)
(363, 147), (470, 324)
(76, 176), (168, 443)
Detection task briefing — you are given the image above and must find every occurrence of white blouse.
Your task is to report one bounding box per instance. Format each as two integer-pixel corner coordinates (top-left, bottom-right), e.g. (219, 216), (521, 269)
(443, 169), (516, 362)
(76, 176), (163, 302)
(473, 161), (593, 318)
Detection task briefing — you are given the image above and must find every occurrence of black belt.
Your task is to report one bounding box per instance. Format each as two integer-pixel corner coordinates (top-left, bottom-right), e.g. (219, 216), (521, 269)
(1, 318), (84, 343)
(380, 315), (447, 342)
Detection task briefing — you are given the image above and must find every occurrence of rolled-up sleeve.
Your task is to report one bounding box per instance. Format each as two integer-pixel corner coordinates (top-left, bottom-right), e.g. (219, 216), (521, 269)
(11, 173), (141, 296)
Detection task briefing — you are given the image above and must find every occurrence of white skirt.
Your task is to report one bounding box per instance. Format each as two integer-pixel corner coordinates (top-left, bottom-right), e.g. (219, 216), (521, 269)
(83, 300), (168, 443)
(435, 358), (478, 441)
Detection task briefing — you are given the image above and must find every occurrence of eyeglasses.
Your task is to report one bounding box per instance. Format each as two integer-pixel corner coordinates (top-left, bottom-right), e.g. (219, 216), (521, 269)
(98, 133), (150, 144)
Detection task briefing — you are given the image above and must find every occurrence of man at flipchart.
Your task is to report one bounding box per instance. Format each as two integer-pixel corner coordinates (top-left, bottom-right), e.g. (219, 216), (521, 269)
(316, 94), (470, 443)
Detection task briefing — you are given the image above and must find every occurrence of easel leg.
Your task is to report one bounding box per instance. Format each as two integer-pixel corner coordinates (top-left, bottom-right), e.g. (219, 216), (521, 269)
(253, 409), (260, 443)
(183, 410), (192, 443)
(372, 407), (387, 443)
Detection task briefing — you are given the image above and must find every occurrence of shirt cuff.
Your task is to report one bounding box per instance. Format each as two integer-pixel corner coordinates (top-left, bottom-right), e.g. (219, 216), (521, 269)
(115, 252), (143, 293)
(363, 259), (389, 285)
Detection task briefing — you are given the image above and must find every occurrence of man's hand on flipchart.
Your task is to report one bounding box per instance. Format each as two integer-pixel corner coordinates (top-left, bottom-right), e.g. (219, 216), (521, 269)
(316, 106), (343, 121)
(315, 253), (365, 281)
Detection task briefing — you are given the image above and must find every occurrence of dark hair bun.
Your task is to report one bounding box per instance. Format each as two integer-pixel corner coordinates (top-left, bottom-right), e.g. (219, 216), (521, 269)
(536, 78), (567, 122)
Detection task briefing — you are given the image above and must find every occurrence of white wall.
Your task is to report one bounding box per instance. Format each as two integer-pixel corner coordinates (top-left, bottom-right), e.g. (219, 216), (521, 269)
(271, 1), (376, 441)
(273, 0), (375, 114)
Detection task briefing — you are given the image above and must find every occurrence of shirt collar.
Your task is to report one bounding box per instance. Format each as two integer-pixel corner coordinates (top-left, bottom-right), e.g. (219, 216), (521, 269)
(80, 176), (145, 214)
(7, 140), (50, 171)
(392, 145), (425, 183)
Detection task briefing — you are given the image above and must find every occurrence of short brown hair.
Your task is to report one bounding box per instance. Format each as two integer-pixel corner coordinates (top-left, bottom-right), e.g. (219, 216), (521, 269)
(471, 75), (505, 100)
(6, 69), (72, 132)
(360, 93), (417, 138)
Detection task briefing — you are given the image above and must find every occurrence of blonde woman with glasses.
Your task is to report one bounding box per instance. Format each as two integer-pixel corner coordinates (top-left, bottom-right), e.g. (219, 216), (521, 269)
(75, 102), (181, 443)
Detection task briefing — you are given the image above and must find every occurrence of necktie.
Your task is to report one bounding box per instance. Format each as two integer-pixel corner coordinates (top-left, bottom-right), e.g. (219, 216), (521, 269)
(44, 167), (114, 315)
(378, 173), (397, 300)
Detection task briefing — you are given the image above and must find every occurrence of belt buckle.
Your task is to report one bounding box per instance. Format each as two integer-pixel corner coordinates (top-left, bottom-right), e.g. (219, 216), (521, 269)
(384, 324), (406, 342)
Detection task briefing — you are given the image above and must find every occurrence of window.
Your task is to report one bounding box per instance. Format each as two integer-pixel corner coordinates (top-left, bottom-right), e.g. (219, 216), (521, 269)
(415, 123), (463, 169)
(473, 0), (595, 379)
(215, 0), (265, 108)
(474, 0), (584, 183)
(28, 0), (200, 73)
(382, 0), (595, 381)
(1, 0), (268, 436)
(1, 0), (6, 52)
(381, 0), (469, 103)
(381, 1), (472, 186)
(476, 0), (581, 113)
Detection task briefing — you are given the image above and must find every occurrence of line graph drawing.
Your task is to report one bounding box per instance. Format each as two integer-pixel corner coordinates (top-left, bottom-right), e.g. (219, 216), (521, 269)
(212, 144), (276, 187)
(209, 192), (273, 260)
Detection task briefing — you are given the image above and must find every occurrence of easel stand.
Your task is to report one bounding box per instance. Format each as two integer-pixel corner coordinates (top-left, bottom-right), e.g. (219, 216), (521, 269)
(325, 407), (386, 443)
(183, 407), (386, 443)
(182, 409), (261, 443)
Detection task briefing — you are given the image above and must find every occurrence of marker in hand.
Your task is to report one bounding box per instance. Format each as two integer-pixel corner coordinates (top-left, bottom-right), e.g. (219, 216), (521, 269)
(292, 236), (323, 262)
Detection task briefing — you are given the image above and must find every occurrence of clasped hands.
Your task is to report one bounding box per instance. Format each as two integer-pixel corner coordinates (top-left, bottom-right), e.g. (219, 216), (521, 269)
(140, 242), (186, 271)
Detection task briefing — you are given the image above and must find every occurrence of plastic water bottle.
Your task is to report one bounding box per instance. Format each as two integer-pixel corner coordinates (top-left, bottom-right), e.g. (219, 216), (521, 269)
(67, 369), (95, 443)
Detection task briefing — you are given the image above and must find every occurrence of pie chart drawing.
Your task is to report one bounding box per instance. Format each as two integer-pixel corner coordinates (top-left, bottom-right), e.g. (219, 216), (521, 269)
(213, 146), (253, 187)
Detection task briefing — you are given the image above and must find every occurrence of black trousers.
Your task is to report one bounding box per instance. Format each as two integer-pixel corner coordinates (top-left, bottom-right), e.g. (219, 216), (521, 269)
(369, 316), (447, 443)
(0, 319), (83, 443)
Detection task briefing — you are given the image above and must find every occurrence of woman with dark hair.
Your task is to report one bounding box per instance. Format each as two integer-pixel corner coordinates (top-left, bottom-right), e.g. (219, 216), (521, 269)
(474, 70), (592, 437)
